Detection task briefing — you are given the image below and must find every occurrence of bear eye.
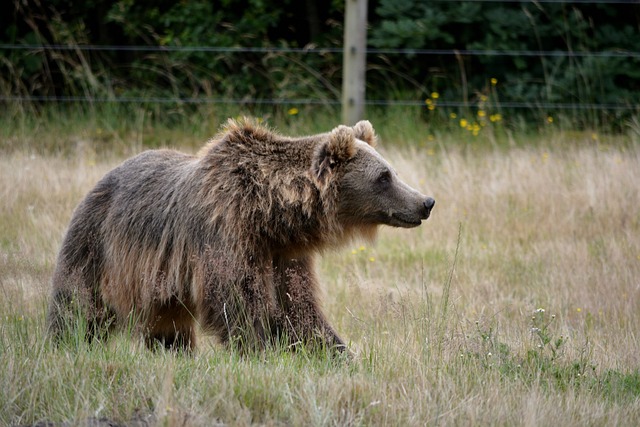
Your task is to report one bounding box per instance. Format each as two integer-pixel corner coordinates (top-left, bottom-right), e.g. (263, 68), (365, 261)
(377, 170), (391, 185)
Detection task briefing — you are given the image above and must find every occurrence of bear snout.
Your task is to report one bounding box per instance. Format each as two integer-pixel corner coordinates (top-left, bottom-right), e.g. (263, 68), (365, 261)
(423, 197), (435, 219)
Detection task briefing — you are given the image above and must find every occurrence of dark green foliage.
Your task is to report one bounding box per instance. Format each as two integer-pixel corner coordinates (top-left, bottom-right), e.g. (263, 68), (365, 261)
(368, 0), (640, 128)
(1, 0), (344, 103)
(1, 0), (638, 129)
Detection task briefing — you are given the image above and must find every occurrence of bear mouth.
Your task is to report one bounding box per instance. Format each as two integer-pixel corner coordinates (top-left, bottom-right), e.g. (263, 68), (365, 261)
(389, 213), (423, 228)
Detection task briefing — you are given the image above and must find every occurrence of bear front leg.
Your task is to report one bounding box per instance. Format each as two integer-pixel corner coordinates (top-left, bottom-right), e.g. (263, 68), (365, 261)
(143, 298), (197, 353)
(200, 258), (275, 353)
(274, 257), (347, 353)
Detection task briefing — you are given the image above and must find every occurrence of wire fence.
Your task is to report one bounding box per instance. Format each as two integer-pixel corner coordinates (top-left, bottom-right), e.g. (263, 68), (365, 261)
(0, 95), (635, 111)
(2, 44), (639, 111)
(2, 44), (639, 58)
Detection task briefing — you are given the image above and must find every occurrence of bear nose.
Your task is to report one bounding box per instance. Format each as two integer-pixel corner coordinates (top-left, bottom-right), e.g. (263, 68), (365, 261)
(424, 197), (435, 212)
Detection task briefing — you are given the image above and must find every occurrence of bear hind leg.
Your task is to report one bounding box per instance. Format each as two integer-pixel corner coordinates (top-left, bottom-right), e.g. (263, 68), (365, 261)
(47, 287), (75, 343)
(47, 285), (114, 346)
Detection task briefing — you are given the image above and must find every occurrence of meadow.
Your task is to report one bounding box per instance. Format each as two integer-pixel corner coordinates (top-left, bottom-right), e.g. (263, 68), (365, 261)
(1, 110), (639, 426)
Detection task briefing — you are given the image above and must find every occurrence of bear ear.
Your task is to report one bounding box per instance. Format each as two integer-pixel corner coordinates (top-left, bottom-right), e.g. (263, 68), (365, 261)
(352, 120), (376, 146)
(311, 125), (357, 187)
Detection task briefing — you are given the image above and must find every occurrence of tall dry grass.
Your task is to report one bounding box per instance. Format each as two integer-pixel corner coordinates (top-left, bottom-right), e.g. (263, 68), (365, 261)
(1, 134), (639, 425)
(360, 140), (640, 368)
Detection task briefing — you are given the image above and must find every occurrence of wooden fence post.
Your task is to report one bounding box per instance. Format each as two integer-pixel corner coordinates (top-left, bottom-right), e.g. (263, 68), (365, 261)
(342, 0), (368, 125)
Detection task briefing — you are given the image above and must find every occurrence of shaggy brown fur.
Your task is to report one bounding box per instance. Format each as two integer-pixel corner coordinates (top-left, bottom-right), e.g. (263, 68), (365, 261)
(47, 118), (435, 353)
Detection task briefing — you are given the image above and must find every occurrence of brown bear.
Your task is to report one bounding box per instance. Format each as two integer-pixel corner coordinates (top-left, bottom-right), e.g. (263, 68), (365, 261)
(47, 118), (435, 353)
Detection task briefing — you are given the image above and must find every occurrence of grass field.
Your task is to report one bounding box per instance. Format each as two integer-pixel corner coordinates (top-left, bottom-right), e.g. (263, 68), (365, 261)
(1, 119), (639, 426)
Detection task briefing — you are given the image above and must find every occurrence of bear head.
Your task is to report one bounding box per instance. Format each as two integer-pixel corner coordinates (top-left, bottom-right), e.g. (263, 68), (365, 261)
(311, 121), (435, 230)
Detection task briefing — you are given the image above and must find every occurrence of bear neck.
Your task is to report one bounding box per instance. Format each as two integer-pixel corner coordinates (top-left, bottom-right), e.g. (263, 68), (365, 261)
(195, 134), (346, 258)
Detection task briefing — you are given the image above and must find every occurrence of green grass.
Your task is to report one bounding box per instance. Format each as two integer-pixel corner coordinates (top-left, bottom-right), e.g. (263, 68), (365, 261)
(4, 103), (638, 156)
(1, 113), (640, 425)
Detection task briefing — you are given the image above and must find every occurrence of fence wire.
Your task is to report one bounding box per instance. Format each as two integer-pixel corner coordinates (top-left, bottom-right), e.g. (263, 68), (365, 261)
(2, 44), (639, 58)
(2, 42), (639, 111)
(0, 95), (636, 111)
